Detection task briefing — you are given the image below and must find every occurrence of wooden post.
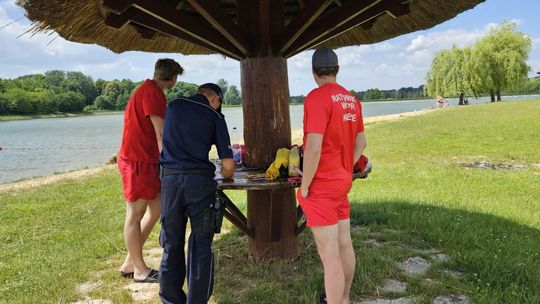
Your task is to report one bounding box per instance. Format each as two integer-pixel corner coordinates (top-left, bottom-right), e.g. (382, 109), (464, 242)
(237, 0), (298, 260)
(240, 56), (299, 260)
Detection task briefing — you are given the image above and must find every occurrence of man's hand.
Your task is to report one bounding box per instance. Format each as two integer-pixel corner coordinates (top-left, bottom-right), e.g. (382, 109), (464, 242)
(300, 185), (309, 198)
(149, 115), (164, 153)
(220, 158), (235, 179)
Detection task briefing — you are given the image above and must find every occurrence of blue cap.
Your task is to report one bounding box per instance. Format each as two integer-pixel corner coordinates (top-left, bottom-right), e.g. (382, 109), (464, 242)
(312, 46), (338, 68)
(199, 83), (224, 113)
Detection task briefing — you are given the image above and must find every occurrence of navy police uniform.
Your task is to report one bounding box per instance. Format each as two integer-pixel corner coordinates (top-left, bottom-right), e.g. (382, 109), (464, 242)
(159, 92), (233, 304)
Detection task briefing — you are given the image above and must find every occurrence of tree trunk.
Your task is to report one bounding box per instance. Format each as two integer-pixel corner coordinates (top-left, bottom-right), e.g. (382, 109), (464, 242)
(240, 56), (298, 260)
(496, 88), (501, 101)
(490, 90), (495, 102)
(458, 92), (464, 105)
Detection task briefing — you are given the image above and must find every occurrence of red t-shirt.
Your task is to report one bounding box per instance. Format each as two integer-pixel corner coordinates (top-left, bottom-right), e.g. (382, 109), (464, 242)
(118, 79), (166, 164)
(303, 83), (364, 192)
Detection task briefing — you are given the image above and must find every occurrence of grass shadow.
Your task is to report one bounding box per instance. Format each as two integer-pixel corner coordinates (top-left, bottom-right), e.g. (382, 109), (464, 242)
(212, 200), (540, 304)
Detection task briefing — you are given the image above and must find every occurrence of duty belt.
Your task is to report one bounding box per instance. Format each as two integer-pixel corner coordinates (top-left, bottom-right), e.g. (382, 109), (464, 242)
(161, 167), (215, 177)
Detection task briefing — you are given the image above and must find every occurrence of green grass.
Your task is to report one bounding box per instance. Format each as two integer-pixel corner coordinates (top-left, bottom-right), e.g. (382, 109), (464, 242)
(0, 100), (539, 303)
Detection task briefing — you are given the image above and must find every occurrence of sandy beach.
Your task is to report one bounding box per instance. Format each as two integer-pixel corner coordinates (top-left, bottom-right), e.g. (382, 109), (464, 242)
(0, 108), (432, 192)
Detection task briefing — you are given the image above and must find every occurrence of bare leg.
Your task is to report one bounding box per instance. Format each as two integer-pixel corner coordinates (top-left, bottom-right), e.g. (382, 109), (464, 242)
(312, 224), (344, 304)
(120, 195), (161, 274)
(123, 199), (151, 280)
(337, 219), (355, 304)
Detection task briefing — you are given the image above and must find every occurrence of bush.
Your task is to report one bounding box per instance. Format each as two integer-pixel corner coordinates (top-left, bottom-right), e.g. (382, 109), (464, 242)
(4, 88), (36, 114)
(55, 91), (86, 112)
(33, 90), (58, 113)
(83, 105), (98, 112)
(94, 95), (114, 110)
(0, 94), (7, 114)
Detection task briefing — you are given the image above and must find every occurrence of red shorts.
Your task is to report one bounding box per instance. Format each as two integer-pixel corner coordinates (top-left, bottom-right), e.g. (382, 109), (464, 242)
(296, 187), (350, 227)
(117, 157), (160, 202)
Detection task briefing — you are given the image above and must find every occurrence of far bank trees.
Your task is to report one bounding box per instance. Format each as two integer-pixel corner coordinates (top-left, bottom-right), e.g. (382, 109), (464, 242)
(425, 22), (532, 103)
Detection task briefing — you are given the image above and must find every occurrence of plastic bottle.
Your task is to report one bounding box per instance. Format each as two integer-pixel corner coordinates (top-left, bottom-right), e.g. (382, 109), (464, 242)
(288, 145), (300, 176)
(232, 127), (242, 166)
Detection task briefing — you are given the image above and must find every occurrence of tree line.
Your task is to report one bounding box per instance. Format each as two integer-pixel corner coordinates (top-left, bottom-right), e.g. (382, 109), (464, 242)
(289, 85), (427, 103)
(0, 69), (426, 116)
(425, 21), (533, 104)
(0, 72), (242, 115)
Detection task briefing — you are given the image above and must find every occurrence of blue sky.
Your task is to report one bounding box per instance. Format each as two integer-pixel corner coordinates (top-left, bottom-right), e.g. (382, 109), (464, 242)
(0, 0), (539, 96)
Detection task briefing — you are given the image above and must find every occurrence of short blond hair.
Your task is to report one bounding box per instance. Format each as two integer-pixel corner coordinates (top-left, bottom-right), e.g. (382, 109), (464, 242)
(154, 58), (184, 81)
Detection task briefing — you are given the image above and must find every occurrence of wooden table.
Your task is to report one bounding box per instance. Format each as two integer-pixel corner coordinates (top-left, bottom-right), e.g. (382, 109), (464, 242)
(214, 164), (370, 260)
(215, 167), (304, 260)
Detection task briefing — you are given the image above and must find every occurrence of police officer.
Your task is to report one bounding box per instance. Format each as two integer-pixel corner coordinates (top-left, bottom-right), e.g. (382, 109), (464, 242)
(159, 83), (234, 304)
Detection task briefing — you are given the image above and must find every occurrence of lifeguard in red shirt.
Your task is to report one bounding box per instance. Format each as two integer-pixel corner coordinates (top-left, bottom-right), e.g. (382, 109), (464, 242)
(117, 58), (183, 283)
(298, 47), (367, 304)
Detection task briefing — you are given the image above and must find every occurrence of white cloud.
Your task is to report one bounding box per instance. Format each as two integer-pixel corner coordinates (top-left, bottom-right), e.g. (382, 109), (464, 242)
(336, 47), (366, 66)
(374, 42), (396, 52)
(406, 28), (486, 53)
(289, 51), (312, 69)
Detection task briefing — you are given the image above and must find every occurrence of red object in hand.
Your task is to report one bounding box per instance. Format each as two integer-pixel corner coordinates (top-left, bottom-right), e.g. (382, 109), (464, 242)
(354, 155), (369, 173)
(240, 144), (245, 161)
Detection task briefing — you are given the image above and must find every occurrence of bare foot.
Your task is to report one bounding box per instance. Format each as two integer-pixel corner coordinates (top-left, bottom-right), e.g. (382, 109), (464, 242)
(119, 264), (134, 274)
(133, 267), (152, 281)
(120, 257), (134, 273)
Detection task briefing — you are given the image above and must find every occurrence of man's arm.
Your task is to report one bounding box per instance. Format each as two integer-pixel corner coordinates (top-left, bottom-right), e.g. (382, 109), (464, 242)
(300, 133), (323, 198)
(149, 115), (164, 152)
(220, 158), (235, 179)
(353, 132), (367, 164)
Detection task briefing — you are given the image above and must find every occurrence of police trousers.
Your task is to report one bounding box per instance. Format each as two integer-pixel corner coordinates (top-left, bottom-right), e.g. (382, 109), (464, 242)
(159, 173), (217, 304)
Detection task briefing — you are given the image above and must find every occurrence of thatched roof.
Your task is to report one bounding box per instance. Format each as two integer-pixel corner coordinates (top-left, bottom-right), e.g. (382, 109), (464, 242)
(18, 0), (485, 60)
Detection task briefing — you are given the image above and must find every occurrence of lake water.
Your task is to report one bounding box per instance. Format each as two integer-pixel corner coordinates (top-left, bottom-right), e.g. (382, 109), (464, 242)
(0, 95), (537, 184)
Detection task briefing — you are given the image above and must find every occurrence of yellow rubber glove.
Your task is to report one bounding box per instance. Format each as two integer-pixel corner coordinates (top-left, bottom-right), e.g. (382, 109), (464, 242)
(265, 148), (290, 180)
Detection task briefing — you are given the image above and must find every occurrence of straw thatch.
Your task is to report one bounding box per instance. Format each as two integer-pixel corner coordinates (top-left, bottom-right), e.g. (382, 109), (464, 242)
(325, 0), (484, 48)
(17, 0), (485, 58)
(18, 0), (212, 54)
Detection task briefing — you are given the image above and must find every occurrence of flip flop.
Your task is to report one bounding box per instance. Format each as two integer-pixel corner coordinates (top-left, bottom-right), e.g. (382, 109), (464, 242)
(318, 293), (327, 304)
(119, 271), (134, 278)
(133, 269), (159, 283)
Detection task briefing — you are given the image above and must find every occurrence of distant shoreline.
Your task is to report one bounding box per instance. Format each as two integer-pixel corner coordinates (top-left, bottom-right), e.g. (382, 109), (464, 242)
(0, 110), (122, 122)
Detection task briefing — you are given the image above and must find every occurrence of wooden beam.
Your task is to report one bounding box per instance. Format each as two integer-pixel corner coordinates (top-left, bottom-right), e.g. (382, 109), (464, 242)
(94, 0), (107, 19)
(283, 0), (382, 56)
(259, 0), (272, 56)
(285, 0), (410, 57)
(308, 0), (410, 52)
(186, 0), (252, 56)
(132, 24), (157, 40)
(359, 17), (377, 30)
(237, 0), (260, 56)
(102, 0), (244, 59)
(274, 0), (334, 55)
(387, 0), (411, 18)
(104, 7), (243, 59)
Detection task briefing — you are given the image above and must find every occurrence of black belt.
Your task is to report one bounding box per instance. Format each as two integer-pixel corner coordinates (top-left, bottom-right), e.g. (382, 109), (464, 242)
(161, 167), (215, 177)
